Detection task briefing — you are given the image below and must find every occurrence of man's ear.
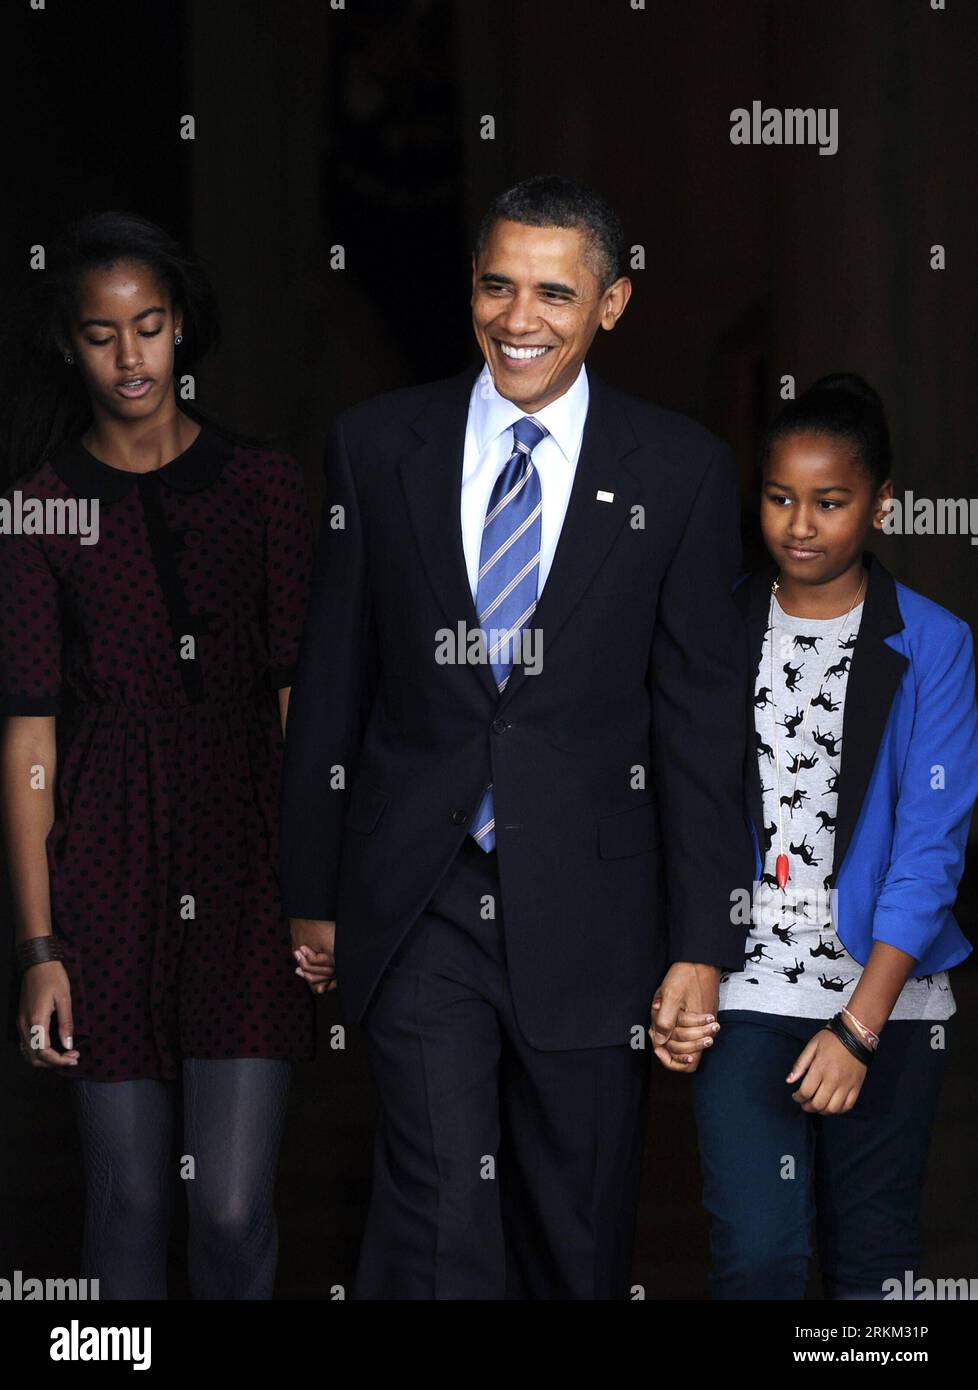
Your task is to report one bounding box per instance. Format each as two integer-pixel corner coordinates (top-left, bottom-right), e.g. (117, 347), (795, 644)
(470, 253), (478, 297)
(600, 276), (632, 332)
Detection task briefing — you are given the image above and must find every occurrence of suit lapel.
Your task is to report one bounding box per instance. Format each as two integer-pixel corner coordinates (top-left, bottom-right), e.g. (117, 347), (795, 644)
(497, 369), (641, 711)
(738, 552), (908, 885)
(398, 363), (642, 708)
(398, 362), (498, 701)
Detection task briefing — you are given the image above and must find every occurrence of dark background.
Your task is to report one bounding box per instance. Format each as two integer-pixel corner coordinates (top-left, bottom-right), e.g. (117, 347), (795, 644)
(1, 0), (975, 1297)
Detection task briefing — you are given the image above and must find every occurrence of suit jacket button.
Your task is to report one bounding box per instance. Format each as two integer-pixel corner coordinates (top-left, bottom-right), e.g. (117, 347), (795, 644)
(491, 718), (508, 734)
(451, 809), (468, 826)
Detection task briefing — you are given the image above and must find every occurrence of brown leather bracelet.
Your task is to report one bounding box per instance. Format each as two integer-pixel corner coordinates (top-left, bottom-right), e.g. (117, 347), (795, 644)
(15, 936), (64, 974)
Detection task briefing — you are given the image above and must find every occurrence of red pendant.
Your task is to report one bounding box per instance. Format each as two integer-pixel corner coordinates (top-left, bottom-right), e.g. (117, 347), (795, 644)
(776, 854), (790, 890)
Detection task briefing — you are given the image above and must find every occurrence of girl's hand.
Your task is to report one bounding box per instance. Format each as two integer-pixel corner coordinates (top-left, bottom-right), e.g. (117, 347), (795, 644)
(787, 1028), (867, 1114)
(663, 1008), (720, 1066)
(290, 918), (337, 995)
(17, 961), (79, 1071)
(650, 964), (720, 1073)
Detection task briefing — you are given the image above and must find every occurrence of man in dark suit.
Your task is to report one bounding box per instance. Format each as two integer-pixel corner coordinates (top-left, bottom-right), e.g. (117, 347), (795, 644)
(280, 175), (753, 1298)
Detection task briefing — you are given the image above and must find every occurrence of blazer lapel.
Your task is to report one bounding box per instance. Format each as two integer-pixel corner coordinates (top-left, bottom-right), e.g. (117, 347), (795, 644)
(497, 369), (642, 711)
(736, 566), (777, 848)
(830, 552), (908, 882)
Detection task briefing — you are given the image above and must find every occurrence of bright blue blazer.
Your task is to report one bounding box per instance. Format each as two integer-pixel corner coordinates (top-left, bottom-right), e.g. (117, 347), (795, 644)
(734, 551), (978, 975)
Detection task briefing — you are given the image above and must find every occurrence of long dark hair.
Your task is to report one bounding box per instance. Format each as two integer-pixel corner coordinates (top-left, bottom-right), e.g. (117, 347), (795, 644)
(760, 372), (892, 487)
(0, 210), (263, 485)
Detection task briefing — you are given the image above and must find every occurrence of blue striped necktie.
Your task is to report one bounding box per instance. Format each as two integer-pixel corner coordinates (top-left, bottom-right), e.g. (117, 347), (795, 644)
(469, 415), (548, 852)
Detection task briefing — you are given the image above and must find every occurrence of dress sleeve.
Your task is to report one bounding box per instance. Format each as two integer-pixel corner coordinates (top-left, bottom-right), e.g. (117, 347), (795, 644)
(262, 453), (314, 690)
(0, 517), (64, 716)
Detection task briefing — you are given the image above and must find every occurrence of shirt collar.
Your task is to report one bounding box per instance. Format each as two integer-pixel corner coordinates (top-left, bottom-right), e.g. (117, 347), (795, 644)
(472, 360), (590, 463)
(50, 422), (233, 504)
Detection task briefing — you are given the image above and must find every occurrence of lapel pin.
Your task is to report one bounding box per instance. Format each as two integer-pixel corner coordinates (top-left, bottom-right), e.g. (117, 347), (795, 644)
(596, 490), (614, 503)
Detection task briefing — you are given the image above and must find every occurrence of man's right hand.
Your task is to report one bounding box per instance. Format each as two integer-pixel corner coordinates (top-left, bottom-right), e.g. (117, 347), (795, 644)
(290, 918), (337, 994)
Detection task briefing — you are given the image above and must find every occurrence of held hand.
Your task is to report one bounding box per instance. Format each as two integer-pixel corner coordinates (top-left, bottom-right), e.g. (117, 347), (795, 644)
(663, 1009), (721, 1066)
(17, 961), (79, 1071)
(650, 962), (720, 1074)
(786, 1028), (868, 1114)
(290, 918), (337, 995)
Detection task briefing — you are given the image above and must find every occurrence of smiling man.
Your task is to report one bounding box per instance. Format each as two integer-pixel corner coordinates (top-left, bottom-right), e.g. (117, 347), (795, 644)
(280, 175), (754, 1299)
(472, 212), (628, 411)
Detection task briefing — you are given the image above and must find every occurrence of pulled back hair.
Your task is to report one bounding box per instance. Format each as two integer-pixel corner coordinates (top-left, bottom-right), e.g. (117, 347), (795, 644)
(760, 372), (892, 488)
(0, 210), (254, 485)
(474, 174), (625, 293)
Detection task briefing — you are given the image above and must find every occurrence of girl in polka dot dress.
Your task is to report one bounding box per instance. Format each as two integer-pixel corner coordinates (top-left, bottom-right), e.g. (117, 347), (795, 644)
(0, 212), (316, 1298)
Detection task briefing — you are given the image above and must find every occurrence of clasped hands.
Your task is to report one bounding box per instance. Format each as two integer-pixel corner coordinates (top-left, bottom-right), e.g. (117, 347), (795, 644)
(288, 939), (868, 1113)
(290, 918), (337, 994)
(651, 962), (868, 1114)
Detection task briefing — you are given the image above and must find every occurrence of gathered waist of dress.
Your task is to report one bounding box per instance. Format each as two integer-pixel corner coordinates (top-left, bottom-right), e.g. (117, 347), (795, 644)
(65, 694), (277, 718)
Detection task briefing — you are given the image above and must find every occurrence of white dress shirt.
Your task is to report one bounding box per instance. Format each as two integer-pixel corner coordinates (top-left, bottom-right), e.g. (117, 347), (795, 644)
(460, 360), (590, 603)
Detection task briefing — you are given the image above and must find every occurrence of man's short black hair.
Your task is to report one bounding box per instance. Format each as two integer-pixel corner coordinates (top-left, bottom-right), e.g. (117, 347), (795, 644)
(474, 175), (626, 293)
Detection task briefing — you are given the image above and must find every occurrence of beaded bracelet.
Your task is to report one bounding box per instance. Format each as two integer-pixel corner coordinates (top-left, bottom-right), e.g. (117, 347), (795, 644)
(15, 936), (64, 974)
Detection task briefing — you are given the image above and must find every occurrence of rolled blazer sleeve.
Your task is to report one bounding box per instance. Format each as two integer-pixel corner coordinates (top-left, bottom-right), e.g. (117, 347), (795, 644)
(872, 620), (978, 962)
(279, 413), (379, 921)
(647, 443), (754, 969)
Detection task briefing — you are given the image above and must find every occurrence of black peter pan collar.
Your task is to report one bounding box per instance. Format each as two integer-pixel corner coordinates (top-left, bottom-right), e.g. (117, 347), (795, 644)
(50, 422), (232, 503)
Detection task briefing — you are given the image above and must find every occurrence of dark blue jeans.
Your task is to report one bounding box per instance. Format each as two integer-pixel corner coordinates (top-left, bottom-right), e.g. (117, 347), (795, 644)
(689, 1009), (951, 1299)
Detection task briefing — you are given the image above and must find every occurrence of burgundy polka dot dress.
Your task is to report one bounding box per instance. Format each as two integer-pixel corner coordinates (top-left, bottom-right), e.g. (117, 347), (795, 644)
(0, 423), (316, 1081)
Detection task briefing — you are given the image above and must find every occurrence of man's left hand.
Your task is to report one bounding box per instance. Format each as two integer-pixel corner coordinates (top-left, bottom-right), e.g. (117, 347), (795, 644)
(650, 962), (720, 1073)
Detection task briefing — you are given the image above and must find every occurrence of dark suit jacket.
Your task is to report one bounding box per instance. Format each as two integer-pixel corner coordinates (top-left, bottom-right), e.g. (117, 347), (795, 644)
(280, 361), (754, 1049)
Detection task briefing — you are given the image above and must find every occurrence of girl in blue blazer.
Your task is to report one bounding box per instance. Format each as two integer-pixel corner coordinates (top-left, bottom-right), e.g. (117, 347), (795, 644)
(674, 373), (978, 1299)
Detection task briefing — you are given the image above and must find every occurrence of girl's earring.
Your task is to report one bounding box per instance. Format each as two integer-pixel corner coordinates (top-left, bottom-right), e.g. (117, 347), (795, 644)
(174, 334), (183, 346)
(64, 352), (74, 365)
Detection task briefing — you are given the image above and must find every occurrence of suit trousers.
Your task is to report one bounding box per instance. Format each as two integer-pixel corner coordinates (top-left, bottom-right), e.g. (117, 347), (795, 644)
(352, 833), (651, 1299)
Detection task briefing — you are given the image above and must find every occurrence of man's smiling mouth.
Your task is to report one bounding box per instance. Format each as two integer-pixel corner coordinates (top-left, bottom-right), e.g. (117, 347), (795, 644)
(496, 341), (554, 361)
